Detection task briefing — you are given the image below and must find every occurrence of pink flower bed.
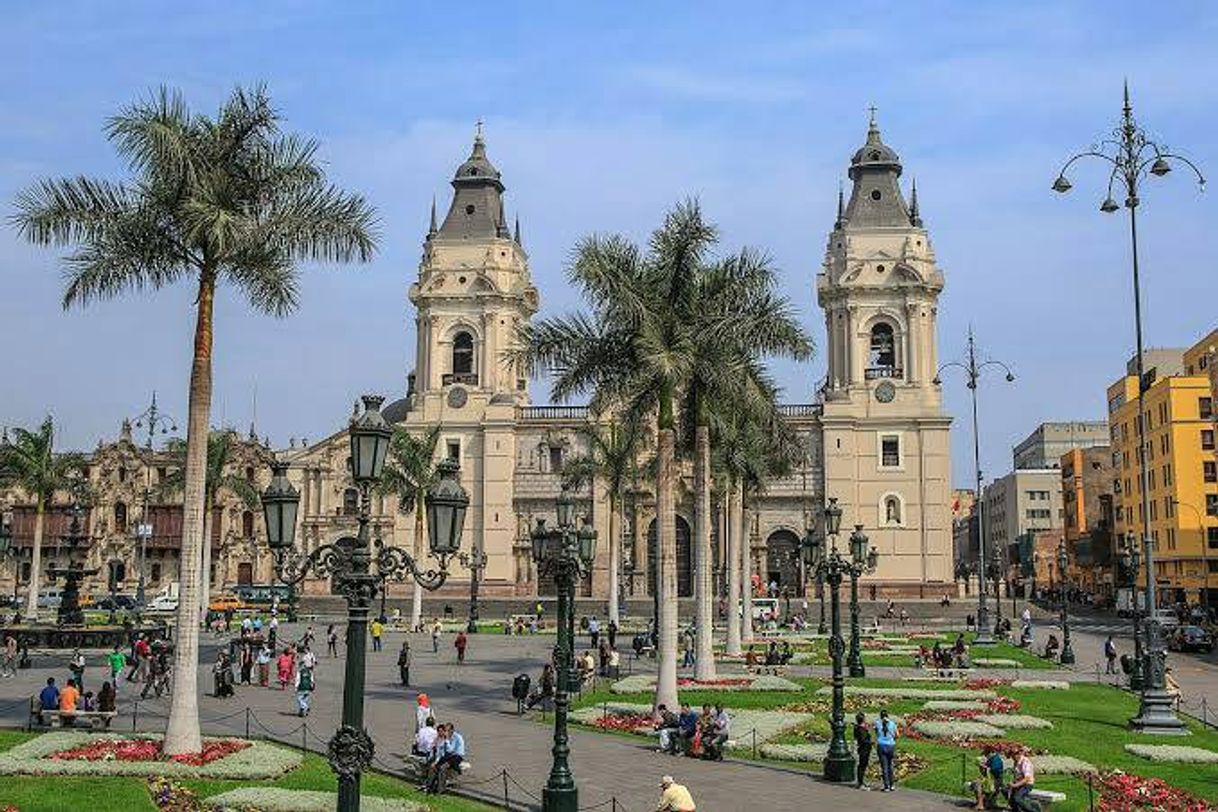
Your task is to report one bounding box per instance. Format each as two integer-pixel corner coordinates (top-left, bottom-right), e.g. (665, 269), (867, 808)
(1097, 770), (1210, 812)
(590, 714), (653, 733)
(964, 677), (1010, 691)
(49, 738), (249, 766)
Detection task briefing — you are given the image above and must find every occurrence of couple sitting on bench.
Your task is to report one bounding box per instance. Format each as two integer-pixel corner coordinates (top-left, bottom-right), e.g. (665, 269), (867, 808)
(412, 717), (466, 794)
(655, 703), (730, 760)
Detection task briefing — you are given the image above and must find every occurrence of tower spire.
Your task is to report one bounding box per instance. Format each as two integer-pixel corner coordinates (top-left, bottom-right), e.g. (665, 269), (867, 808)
(428, 196), (437, 237)
(909, 178), (922, 227)
(514, 213), (522, 246)
(834, 181), (846, 230)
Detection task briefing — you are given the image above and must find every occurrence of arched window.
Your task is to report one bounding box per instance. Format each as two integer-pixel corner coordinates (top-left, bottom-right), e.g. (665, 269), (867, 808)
(884, 495), (902, 525)
(241, 510), (255, 538)
(114, 502), (128, 532)
(452, 332), (474, 375)
(342, 488), (359, 516)
(869, 323), (896, 369)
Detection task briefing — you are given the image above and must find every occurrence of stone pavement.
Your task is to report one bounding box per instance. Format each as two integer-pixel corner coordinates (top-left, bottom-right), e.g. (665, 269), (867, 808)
(0, 625), (956, 812)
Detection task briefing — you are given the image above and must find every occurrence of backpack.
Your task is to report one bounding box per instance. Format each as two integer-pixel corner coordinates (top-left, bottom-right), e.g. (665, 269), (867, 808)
(297, 668), (314, 692)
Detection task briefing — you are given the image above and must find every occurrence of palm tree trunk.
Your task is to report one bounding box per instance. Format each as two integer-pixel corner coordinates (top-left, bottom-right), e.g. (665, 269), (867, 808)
(411, 504), (424, 630)
(653, 426), (679, 712)
(725, 481), (742, 656)
(741, 497), (754, 642)
(199, 502), (213, 628)
(693, 423), (715, 680)
(164, 273), (215, 756)
(608, 495), (620, 625)
(25, 496), (45, 620)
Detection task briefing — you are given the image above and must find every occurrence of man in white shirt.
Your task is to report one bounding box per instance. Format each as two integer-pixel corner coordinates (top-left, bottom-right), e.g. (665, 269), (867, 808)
(413, 717), (438, 756)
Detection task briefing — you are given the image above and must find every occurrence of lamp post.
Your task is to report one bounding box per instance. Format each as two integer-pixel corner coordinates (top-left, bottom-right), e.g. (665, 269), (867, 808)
(846, 524), (878, 678)
(801, 498), (878, 783)
(1119, 535), (1145, 693)
(0, 510), (16, 607)
(1057, 540), (1075, 665)
(130, 392), (177, 610)
(260, 395), (468, 812)
(815, 571), (827, 635)
(531, 486), (597, 812)
(459, 547), (488, 633)
(935, 329), (1015, 645)
(1053, 82), (1201, 734)
(990, 546), (1005, 638)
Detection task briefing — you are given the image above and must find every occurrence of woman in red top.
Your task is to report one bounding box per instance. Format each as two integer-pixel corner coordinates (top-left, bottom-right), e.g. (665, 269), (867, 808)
(276, 647), (295, 689)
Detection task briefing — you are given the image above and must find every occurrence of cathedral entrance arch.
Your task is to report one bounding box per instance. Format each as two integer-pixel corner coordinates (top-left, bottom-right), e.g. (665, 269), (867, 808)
(647, 516), (692, 598)
(765, 529), (801, 590)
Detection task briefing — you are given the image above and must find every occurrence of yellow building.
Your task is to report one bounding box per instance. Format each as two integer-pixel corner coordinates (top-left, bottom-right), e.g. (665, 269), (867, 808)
(1107, 330), (1218, 608)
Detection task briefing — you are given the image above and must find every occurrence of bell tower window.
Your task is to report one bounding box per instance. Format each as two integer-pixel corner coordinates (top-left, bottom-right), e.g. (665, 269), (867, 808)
(444, 331), (478, 386)
(867, 322), (903, 379)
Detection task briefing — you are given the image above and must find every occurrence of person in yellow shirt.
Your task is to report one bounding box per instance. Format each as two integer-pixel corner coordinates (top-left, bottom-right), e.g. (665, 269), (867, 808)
(656, 775), (695, 812)
(370, 619), (384, 652)
(59, 678), (80, 725)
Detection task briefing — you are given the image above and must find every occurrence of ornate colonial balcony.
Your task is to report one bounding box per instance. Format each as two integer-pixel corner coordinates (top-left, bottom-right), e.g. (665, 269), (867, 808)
(442, 372), (479, 386)
(865, 366), (904, 380)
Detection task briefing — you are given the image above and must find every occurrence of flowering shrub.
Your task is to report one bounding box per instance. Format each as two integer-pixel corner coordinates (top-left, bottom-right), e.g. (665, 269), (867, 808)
(589, 713), (653, 733)
(1097, 769), (1210, 811)
(202, 788), (425, 812)
(1123, 744), (1218, 764)
(976, 714), (1052, 730)
(984, 696), (1021, 714)
(147, 777), (198, 811)
(51, 737), (249, 765)
(994, 754), (1094, 775)
(0, 733), (300, 779)
(571, 702), (811, 746)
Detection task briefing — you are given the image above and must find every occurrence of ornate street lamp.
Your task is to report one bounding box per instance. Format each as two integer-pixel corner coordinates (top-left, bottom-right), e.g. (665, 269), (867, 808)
(846, 524), (878, 677)
(801, 525), (828, 635)
(935, 329), (1015, 645)
(1053, 82), (1201, 734)
(532, 485), (597, 812)
(458, 547), (488, 633)
(1056, 540), (1075, 664)
(801, 497), (866, 784)
(260, 395), (467, 812)
(1118, 535), (1145, 692)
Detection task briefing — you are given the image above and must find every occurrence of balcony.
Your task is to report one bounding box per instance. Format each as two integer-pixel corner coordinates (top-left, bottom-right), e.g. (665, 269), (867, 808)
(865, 366), (904, 381)
(517, 405), (590, 422)
(442, 372), (479, 386)
(777, 404), (823, 418)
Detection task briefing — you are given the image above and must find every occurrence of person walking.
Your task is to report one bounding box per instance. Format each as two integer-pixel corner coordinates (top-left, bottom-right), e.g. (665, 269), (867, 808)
(454, 630), (468, 664)
(589, 615), (600, 648)
(370, 617), (384, 652)
(607, 618), (618, 649)
(874, 709), (898, 792)
(398, 640), (412, 686)
(326, 624), (339, 657)
(294, 660), (314, 717)
(655, 775), (696, 811)
(276, 647), (295, 690)
(68, 648), (86, 693)
(1, 633), (16, 679)
(105, 645), (126, 692)
(256, 643), (272, 687)
(431, 619), (442, 653)
(853, 712), (873, 789)
(1104, 635), (1118, 675)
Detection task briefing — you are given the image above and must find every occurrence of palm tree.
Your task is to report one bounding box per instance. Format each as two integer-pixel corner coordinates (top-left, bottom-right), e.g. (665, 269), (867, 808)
(378, 425), (442, 630)
(0, 417), (87, 619)
(11, 86), (377, 754)
(561, 416), (647, 625)
(520, 200), (808, 709)
(158, 430), (261, 622)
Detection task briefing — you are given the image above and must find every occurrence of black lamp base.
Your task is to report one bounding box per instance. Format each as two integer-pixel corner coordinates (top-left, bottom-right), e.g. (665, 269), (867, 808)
(542, 785), (578, 812)
(823, 752), (857, 784)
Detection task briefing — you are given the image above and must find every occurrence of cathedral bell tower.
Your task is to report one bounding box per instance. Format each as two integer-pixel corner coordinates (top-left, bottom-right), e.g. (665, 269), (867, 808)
(817, 113), (953, 592)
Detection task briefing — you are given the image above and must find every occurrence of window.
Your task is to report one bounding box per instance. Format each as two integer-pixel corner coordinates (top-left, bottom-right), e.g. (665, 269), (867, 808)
(245, 466), (255, 483)
(549, 446), (564, 473)
(884, 496), (902, 525)
(452, 332), (474, 375)
(1208, 527), (1218, 550)
(1207, 494), (1218, 517)
(1150, 500), (1157, 521)
(1201, 397), (1213, 420)
(1203, 430), (1215, 451)
(113, 502), (128, 531)
(1206, 461), (1217, 484)
(241, 510), (255, 538)
(447, 441), (461, 463)
(1209, 560), (1218, 574)
(869, 323), (896, 369)
(1160, 434), (1169, 454)
(880, 435), (900, 467)
(1163, 464), (1172, 486)
(151, 563), (162, 583)
(118, 466), (127, 483)
(342, 488), (359, 516)
(157, 466), (167, 483)
(1167, 527), (1176, 550)
(1164, 496), (1173, 518)
(1147, 469), (1155, 490)
(20, 562), (30, 583)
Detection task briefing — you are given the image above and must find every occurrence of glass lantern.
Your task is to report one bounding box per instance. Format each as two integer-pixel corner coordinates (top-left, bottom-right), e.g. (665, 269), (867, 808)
(824, 497), (842, 538)
(532, 518), (551, 564)
(556, 486), (575, 529)
(426, 458), (469, 556)
(349, 395), (393, 485)
(577, 517), (597, 565)
(261, 462), (300, 551)
(850, 524), (869, 565)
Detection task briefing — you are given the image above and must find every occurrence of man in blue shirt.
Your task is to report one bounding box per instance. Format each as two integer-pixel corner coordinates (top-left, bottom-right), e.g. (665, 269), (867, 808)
(425, 723), (466, 794)
(37, 677), (59, 725)
(677, 703), (699, 756)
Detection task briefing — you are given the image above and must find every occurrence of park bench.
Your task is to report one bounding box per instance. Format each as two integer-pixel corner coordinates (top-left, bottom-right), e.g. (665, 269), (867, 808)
(920, 666), (973, 679)
(747, 664), (789, 677)
(1027, 788), (1067, 808)
(507, 614), (537, 632)
(403, 752), (473, 789)
(28, 697), (116, 730)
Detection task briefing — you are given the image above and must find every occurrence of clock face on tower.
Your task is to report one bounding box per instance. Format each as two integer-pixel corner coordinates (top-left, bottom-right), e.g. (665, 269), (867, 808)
(447, 386), (468, 409)
(874, 381), (896, 403)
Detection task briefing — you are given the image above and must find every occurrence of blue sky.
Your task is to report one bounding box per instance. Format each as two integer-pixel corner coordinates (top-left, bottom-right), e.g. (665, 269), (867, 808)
(2, 1), (1216, 489)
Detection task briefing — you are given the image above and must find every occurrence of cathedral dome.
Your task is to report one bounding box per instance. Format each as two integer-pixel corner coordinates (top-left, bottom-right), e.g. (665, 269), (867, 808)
(849, 114), (902, 178)
(452, 130), (502, 188)
(382, 396), (412, 424)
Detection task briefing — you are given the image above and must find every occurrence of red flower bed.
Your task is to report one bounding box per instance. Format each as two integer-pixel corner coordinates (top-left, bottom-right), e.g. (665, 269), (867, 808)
(676, 678), (752, 687)
(1097, 770), (1210, 812)
(963, 677), (1010, 691)
(862, 640), (890, 650)
(590, 714), (652, 733)
(49, 738), (249, 765)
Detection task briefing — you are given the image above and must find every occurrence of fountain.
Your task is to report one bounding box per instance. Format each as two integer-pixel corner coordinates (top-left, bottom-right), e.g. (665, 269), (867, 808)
(47, 504), (98, 627)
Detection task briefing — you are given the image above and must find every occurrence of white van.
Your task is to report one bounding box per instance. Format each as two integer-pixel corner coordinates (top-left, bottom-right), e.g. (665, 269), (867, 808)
(35, 588), (62, 609)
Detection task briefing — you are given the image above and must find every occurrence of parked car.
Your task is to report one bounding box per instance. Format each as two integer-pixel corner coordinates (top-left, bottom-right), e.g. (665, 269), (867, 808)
(147, 594), (179, 613)
(1168, 625), (1214, 653)
(1150, 609), (1181, 630)
(95, 595), (138, 611)
(208, 593), (245, 612)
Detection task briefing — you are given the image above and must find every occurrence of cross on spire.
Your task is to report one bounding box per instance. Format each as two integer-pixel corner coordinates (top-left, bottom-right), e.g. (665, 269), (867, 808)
(868, 105), (878, 127)
(475, 118), (485, 143)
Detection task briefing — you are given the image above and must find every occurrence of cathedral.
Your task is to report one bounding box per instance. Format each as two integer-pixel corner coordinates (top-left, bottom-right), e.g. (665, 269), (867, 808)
(0, 118), (953, 605)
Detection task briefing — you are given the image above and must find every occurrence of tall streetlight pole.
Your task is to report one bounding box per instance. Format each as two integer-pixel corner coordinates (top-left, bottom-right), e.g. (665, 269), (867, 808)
(1057, 539), (1075, 665)
(1053, 83), (1203, 734)
(935, 328), (1015, 645)
(531, 487), (597, 812)
(459, 547), (488, 633)
(260, 396), (468, 812)
(801, 499), (878, 784)
(130, 392), (178, 609)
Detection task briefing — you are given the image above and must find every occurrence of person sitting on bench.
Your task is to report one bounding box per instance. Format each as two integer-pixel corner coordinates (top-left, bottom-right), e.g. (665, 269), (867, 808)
(779, 641), (793, 665)
(413, 717), (438, 757)
(425, 722), (465, 794)
(1042, 634), (1060, 661)
(654, 704), (680, 754)
(36, 678), (59, 726)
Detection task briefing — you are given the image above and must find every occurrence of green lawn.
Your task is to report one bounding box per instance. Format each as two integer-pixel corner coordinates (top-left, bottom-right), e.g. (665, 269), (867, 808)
(0, 729), (494, 812)
(573, 677), (1218, 811)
